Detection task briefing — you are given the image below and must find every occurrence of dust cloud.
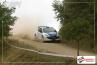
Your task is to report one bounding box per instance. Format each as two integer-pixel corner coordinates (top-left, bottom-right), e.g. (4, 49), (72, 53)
(12, 16), (60, 39)
(12, 16), (40, 39)
(11, 0), (61, 39)
(11, 16), (60, 40)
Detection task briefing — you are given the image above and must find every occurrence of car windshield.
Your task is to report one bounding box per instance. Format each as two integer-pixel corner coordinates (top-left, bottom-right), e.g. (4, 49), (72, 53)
(43, 27), (56, 33)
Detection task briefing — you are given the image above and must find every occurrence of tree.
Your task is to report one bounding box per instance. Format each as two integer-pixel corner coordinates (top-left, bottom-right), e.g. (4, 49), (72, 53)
(52, 0), (95, 54)
(95, 0), (97, 50)
(52, 0), (65, 25)
(95, 0), (97, 42)
(0, 3), (16, 38)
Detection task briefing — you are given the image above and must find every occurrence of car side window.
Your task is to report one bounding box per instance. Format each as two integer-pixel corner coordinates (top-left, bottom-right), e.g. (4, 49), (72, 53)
(38, 28), (42, 33)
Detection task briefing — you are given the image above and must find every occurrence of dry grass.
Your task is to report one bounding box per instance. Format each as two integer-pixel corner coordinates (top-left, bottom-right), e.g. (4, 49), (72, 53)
(2, 39), (74, 65)
(1, 39), (97, 65)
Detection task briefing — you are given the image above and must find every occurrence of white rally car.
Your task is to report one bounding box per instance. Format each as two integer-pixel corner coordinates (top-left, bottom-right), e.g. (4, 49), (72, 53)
(34, 26), (60, 42)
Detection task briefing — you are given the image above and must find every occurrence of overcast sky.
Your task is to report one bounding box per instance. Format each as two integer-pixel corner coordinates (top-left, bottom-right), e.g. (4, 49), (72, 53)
(1, 0), (62, 36)
(13, 0), (61, 29)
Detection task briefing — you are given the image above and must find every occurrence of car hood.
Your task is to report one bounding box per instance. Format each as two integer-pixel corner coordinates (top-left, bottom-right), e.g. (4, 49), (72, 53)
(47, 32), (57, 36)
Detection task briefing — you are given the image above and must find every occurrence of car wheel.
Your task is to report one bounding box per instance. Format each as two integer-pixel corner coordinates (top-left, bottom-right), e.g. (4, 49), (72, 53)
(41, 35), (45, 42)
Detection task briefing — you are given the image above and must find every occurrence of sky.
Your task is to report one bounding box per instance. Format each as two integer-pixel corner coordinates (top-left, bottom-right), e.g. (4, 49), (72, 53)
(1, 0), (62, 37)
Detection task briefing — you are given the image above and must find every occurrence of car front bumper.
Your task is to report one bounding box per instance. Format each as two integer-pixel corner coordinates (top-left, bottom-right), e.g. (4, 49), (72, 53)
(43, 36), (60, 41)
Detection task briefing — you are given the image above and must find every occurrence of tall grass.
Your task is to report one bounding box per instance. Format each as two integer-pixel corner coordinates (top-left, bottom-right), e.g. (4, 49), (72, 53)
(62, 38), (97, 53)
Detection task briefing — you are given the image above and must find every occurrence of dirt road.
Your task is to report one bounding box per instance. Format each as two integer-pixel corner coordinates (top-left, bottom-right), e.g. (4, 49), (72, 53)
(10, 36), (97, 58)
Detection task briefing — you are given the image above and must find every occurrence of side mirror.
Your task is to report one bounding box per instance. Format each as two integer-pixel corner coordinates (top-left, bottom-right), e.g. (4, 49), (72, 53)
(38, 29), (42, 33)
(39, 30), (42, 33)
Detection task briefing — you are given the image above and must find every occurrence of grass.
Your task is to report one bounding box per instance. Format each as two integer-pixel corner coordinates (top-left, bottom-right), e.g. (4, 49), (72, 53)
(6, 39), (37, 50)
(0, 40), (1, 53)
(0, 39), (11, 62)
(62, 39), (97, 53)
(0, 39), (97, 65)
(1, 39), (74, 65)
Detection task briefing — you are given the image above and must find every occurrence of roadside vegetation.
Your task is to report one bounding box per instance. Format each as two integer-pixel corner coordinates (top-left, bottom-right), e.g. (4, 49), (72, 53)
(0, 2), (16, 38)
(0, 40), (2, 60)
(3, 39), (74, 65)
(3, 39), (97, 65)
(0, 1), (16, 61)
(52, 0), (97, 53)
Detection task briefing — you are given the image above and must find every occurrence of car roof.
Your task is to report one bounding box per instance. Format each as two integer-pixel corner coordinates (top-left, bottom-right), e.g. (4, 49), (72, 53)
(38, 26), (50, 29)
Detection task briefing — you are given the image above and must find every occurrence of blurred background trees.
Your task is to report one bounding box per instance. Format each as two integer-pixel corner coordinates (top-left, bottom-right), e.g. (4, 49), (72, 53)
(53, 0), (96, 50)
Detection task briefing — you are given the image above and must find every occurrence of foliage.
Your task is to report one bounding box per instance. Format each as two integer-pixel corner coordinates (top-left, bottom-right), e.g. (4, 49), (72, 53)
(0, 3), (16, 38)
(60, 18), (92, 40)
(52, 0), (64, 25)
(95, 0), (97, 42)
(52, 0), (96, 49)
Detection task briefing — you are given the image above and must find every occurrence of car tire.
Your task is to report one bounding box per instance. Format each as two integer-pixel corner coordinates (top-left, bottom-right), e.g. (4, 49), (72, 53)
(41, 35), (45, 43)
